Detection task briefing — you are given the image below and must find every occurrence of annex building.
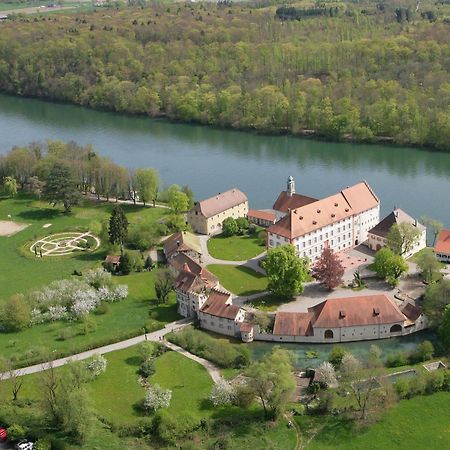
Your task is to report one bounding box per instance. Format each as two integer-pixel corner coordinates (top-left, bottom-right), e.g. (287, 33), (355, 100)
(435, 229), (450, 263)
(266, 177), (380, 261)
(187, 188), (248, 235)
(367, 208), (426, 258)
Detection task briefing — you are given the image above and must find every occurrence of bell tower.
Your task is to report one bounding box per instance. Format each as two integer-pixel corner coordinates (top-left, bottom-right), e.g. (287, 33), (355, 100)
(287, 175), (295, 197)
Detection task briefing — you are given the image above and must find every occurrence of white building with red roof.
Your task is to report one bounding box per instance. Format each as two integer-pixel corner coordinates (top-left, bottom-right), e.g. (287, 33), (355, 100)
(267, 177), (380, 261)
(187, 188), (248, 235)
(435, 229), (450, 263)
(270, 294), (427, 343)
(198, 290), (246, 337)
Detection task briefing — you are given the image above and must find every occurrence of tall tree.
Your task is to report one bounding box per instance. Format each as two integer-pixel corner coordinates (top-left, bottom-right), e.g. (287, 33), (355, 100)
(3, 176), (17, 197)
(262, 244), (309, 299)
(246, 347), (296, 419)
(372, 247), (408, 286)
(154, 270), (174, 304)
(43, 163), (80, 213)
(167, 184), (189, 214)
(387, 222), (421, 256)
(108, 205), (129, 254)
(135, 168), (160, 206)
(312, 247), (345, 290)
(421, 216), (443, 246)
(423, 279), (450, 327)
(415, 249), (442, 284)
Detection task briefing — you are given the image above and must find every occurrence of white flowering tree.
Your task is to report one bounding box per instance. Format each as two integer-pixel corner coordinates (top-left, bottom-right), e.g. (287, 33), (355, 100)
(315, 361), (337, 387)
(85, 354), (108, 378)
(144, 384), (172, 413)
(83, 268), (113, 289)
(339, 353), (362, 381)
(209, 380), (235, 407)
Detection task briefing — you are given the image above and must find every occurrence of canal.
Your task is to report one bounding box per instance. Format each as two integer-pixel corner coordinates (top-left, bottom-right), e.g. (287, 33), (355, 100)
(0, 93), (449, 227)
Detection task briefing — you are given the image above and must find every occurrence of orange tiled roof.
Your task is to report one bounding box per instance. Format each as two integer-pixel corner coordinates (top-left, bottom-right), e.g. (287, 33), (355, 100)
(193, 188), (247, 219)
(272, 191), (317, 213)
(273, 312), (314, 336)
(248, 209), (276, 222)
(200, 290), (241, 320)
(435, 229), (450, 255)
(268, 181), (379, 240)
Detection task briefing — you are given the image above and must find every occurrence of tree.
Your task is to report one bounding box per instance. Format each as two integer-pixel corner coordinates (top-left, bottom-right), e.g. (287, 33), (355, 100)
(28, 175), (44, 198)
(439, 304), (450, 350)
(415, 340), (434, 362)
(328, 345), (346, 369)
(167, 185), (189, 214)
(181, 185), (194, 209)
(262, 245), (309, 299)
(109, 205), (128, 254)
(387, 222), (421, 256)
(222, 217), (239, 236)
(236, 217), (250, 234)
(314, 361), (337, 387)
(312, 247), (344, 290)
(135, 168), (160, 206)
(84, 354), (107, 378)
(40, 360), (59, 422)
(421, 216), (443, 246)
(144, 384), (172, 412)
(372, 247), (408, 285)
(246, 347), (296, 419)
(0, 295), (31, 331)
(423, 279), (450, 327)
(43, 163), (80, 213)
(119, 252), (132, 275)
(154, 270), (173, 304)
(415, 249), (442, 284)
(3, 176), (17, 197)
(209, 380), (235, 406)
(5, 362), (24, 402)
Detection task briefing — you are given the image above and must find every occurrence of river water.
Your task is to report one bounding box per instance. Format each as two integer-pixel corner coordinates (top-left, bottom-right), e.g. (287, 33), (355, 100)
(0, 94), (449, 227)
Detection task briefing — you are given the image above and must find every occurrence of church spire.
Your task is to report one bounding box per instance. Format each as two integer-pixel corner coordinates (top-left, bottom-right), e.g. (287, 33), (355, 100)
(287, 176), (295, 197)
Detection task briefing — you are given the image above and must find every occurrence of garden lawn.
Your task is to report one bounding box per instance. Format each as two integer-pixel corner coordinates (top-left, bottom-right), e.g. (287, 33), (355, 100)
(248, 294), (287, 311)
(207, 233), (265, 261)
(299, 392), (450, 450)
(0, 195), (167, 301)
(0, 271), (179, 368)
(207, 264), (268, 296)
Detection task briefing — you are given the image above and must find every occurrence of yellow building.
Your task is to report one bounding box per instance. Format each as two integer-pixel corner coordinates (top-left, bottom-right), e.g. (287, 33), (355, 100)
(187, 188), (248, 235)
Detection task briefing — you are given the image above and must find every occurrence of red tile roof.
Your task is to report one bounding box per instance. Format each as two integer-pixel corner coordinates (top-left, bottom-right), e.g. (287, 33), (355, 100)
(169, 253), (218, 287)
(435, 229), (450, 255)
(193, 188), (247, 219)
(273, 191), (317, 213)
(105, 255), (121, 264)
(240, 322), (253, 333)
(309, 294), (405, 328)
(273, 312), (314, 336)
(163, 231), (201, 259)
(200, 290), (241, 320)
(401, 303), (423, 321)
(248, 209), (276, 223)
(268, 181), (379, 240)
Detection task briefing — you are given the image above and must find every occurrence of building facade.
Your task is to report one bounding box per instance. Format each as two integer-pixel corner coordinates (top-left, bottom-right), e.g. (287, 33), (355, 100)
(435, 229), (450, 263)
(367, 208), (427, 258)
(187, 188), (248, 235)
(267, 179), (380, 262)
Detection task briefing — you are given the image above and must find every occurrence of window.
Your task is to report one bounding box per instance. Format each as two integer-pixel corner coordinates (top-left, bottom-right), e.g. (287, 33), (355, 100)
(390, 324), (402, 333)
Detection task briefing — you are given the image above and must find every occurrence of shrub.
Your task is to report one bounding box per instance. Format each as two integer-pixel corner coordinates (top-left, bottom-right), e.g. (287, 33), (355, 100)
(95, 303), (109, 315)
(85, 354), (108, 378)
(57, 328), (75, 341)
(328, 346), (346, 368)
(144, 384), (172, 413)
(140, 358), (155, 378)
(144, 319), (163, 333)
(83, 268), (113, 289)
(222, 217), (239, 236)
(153, 410), (197, 444)
(119, 252), (132, 275)
(7, 423), (27, 441)
(209, 380), (235, 406)
(0, 295), (31, 331)
(411, 340), (434, 363)
(386, 351), (409, 368)
(35, 438), (51, 450)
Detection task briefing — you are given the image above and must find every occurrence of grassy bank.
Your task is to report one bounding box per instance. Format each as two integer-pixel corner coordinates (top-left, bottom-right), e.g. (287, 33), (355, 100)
(207, 233), (265, 261)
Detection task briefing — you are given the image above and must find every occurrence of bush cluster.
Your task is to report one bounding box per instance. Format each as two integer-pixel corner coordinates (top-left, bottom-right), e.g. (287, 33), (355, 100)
(394, 370), (450, 399)
(167, 327), (251, 369)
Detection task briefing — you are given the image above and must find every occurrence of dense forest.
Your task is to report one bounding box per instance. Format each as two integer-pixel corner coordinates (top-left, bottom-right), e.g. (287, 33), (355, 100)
(0, 0), (449, 150)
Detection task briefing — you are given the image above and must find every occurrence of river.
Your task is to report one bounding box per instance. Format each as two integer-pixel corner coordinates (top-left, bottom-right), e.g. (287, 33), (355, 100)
(0, 94), (449, 227)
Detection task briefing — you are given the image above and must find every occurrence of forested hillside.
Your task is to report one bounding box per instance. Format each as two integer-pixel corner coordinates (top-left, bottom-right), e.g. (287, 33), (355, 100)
(0, 0), (449, 149)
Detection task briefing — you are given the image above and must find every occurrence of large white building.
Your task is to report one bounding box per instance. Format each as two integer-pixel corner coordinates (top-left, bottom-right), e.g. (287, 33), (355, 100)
(267, 177), (380, 261)
(367, 208), (426, 258)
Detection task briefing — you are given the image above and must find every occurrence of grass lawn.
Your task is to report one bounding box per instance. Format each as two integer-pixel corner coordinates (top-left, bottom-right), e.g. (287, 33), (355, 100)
(207, 264), (268, 296)
(0, 195), (167, 301)
(299, 392), (450, 450)
(248, 294), (287, 311)
(207, 233), (265, 261)
(0, 271), (179, 368)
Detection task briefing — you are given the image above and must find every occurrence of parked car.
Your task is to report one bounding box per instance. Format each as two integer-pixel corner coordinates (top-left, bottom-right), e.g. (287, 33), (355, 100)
(15, 441), (34, 450)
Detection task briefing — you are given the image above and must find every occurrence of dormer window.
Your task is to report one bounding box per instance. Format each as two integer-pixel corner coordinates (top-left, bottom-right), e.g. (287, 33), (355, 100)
(339, 310), (346, 319)
(331, 213), (336, 218)
(312, 220), (317, 225)
(373, 307), (380, 316)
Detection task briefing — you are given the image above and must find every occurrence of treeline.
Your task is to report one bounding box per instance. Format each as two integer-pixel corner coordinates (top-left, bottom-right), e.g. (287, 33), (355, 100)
(0, 3), (449, 149)
(276, 6), (340, 20)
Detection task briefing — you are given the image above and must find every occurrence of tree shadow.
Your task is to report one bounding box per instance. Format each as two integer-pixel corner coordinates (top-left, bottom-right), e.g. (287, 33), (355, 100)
(16, 208), (61, 221)
(125, 356), (142, 367)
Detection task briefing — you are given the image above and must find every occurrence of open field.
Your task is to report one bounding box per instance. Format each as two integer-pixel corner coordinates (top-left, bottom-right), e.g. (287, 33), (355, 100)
(207, 233), (265, 261)
(207, 264), (268, 296)
(300, 392), (450, 450)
